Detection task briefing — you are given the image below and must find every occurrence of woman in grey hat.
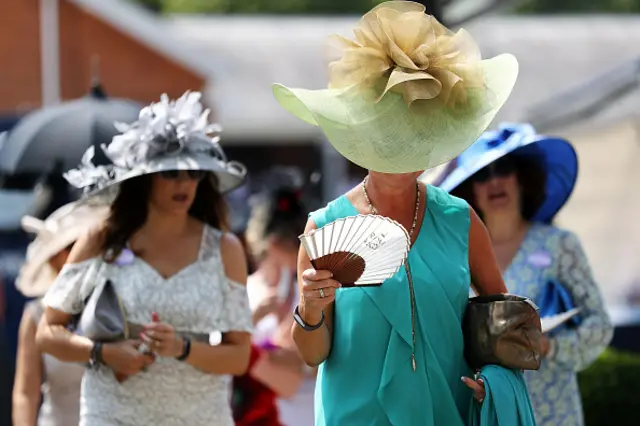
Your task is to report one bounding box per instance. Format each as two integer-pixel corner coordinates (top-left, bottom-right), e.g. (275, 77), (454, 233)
(35, 92), (253, 426)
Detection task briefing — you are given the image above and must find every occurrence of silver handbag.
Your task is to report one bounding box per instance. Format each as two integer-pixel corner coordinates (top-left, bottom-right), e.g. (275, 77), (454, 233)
(75, 278), (129, 342)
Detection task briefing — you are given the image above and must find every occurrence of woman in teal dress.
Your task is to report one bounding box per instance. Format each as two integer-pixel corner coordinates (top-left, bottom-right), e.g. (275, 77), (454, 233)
(270, 3), (538, 424)
(297, 174), (514, 425)
(436, 123), (613, 426)
(266, 1), (534, 426)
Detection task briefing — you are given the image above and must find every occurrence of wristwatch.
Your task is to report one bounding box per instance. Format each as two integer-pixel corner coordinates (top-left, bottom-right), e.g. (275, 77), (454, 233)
(293, 305), (325, 331)
(89, 342), (103, 370)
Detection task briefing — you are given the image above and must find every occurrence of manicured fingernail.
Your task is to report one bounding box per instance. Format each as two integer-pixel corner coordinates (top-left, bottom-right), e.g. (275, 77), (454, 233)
(461, 377), (467, 382)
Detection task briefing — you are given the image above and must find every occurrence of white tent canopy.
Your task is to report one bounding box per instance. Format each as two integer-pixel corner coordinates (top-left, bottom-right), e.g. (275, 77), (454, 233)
(165, 15), (640, 142)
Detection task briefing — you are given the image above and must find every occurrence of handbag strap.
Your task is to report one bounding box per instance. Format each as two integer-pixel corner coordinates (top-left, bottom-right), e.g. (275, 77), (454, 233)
(80, 257), (109, 306)
(403, 261), (417, 372)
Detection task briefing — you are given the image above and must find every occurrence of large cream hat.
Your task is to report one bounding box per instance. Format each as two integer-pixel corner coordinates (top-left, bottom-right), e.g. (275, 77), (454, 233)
(15, 202), (108, 297)
(272, 1), (519, 173)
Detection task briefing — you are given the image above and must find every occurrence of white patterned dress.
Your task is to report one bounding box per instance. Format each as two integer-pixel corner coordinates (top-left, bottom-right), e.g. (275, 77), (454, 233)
(42, 225), (253, 426)
(504, 223), (613, 426)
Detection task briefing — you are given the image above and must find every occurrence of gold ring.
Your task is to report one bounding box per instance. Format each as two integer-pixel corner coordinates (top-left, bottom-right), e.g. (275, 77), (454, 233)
(319, 288), (325, 298)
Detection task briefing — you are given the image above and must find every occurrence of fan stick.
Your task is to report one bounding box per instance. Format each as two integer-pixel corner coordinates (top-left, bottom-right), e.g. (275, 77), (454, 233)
(310, 252), (366, 287)
(300, 215), (410, 287)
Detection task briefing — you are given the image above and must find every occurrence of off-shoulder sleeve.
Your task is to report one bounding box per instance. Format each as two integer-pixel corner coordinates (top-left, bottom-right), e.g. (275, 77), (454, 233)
(548, 231), (613, 371)
(218, 278), (253, 333)
(42, 258), (102, 315)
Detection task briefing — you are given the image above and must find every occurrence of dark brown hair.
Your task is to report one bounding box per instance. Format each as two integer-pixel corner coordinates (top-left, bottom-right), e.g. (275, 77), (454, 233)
(245, 188), (308, 265)
(451, 155), (547, 221)
(101, 173), (229, 261)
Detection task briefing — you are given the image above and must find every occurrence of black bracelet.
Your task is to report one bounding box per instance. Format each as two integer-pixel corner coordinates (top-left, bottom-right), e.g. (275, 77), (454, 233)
(176, 336), (191, 361)
(293, 305), (325, 331)
(89, 342), (103, 370)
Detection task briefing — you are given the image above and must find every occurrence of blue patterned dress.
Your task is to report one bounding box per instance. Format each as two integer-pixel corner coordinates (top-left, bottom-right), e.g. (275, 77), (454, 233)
(504, 223), (613, 426)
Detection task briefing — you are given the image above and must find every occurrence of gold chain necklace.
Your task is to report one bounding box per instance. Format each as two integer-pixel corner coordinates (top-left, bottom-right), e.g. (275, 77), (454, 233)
(362, 175), (420, 240)
(362, 175), (420, 372)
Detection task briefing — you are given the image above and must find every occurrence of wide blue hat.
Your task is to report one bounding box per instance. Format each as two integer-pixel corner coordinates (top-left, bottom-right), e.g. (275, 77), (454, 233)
(436, 122), (578, 223)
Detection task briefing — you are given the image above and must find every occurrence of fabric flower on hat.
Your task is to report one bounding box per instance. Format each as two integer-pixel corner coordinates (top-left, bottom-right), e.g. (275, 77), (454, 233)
(329, 1), (485, 110)
(106, 91), (223, 169)
(271, 0), (518, 173)
(64, 146), (122, 189)
(63, 90), (246, 200)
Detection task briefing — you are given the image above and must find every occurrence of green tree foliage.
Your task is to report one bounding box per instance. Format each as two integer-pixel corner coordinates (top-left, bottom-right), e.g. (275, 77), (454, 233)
(578, 349), (640, 426)
(131, 0), (640, 14)
(139, 0), (386, 14)
(516, 0), (640, 13)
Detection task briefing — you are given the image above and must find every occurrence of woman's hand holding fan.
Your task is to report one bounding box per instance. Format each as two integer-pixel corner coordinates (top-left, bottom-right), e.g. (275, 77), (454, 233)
(299, 215), (410, 287)
(299, 269), (341, 324)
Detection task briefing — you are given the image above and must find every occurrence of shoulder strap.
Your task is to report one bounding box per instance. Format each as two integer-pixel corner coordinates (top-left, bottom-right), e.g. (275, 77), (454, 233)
(79, 257), (109, 305)
(200, 225), (222, 261)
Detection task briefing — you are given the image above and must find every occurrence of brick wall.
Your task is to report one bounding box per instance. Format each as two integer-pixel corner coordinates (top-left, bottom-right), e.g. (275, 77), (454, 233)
(58, 1), (205, 104)
(0, 0), (42, 113)
(0, 0), (205, 115)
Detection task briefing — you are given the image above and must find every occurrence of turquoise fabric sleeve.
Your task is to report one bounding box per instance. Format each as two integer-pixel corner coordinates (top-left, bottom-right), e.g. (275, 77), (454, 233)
(468, 365), (537, 426)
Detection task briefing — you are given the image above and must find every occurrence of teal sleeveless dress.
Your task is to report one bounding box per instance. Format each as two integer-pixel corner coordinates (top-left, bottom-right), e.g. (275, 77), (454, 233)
(311, 185), (474, 426)
(309, 185), (537, 426)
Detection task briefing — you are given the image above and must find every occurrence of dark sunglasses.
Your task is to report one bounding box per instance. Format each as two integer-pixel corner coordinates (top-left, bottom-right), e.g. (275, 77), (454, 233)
(158, 170), (207, 181)
(471, 157), (517, 183)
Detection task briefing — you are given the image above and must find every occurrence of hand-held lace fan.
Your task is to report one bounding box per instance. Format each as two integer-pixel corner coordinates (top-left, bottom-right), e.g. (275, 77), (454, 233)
(299, 215), (410, 287)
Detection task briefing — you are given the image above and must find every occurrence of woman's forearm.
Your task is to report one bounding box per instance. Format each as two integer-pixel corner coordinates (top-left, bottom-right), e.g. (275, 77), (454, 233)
(13, 309), (43, 426)
(36, 324), (93, 364)
(252, 309), (269, 326)
(291, 306), (331, 367)
(185, 340), (251, 375)
(548, 315), (613, 371)
(12, 393), (40, 426)
(250, 347), (304, 398)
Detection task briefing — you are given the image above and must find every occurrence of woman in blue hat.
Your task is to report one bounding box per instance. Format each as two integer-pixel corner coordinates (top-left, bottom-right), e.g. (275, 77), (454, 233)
(436, 122), (613, 426)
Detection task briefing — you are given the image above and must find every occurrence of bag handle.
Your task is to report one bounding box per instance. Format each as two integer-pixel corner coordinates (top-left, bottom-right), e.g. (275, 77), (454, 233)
(79, 257), (109, 308)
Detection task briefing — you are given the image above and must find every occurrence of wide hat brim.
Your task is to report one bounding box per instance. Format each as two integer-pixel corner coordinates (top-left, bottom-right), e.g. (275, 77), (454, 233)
(16, 205), (109, 297)
(16, 237), (74, 297)
(81, 153), (247, 203)
(273, 54), (519, 173)
(438, 130), (578, 223)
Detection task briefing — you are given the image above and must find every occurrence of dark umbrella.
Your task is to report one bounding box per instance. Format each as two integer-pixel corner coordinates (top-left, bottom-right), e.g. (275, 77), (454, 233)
(0, 84), (141, 174)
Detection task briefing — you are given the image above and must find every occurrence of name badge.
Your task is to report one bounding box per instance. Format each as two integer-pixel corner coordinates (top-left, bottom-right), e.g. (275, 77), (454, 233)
(527, 250), (552, 268)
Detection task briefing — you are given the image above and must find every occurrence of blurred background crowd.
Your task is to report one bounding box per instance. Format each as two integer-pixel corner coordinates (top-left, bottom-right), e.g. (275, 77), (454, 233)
(1, 0), (639, 425)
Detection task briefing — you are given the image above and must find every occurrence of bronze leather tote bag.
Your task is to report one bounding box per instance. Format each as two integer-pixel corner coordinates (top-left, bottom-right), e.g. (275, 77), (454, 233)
(463, 294), (543, 371)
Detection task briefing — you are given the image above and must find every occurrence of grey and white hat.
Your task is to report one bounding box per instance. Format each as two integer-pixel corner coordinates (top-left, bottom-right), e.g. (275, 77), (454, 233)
(64, 91), (246, 203)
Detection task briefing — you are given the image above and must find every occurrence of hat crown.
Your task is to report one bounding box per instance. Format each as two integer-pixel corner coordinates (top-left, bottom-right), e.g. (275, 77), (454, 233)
(63, 91), (230, 195)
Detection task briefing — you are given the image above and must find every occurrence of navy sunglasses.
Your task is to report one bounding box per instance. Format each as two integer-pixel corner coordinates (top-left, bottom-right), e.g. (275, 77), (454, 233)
(471, 157), (517, 183)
